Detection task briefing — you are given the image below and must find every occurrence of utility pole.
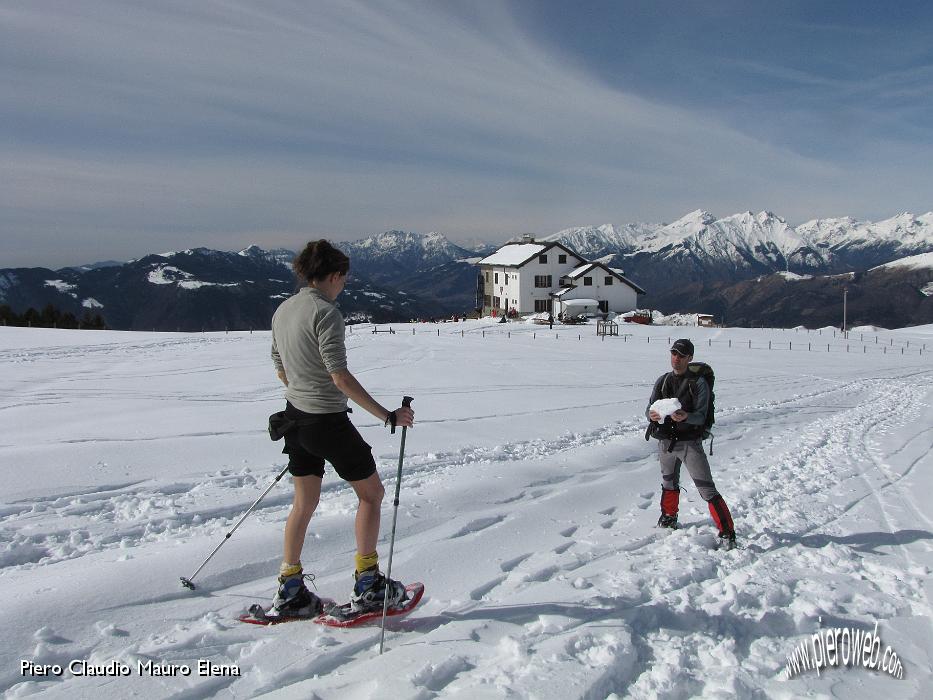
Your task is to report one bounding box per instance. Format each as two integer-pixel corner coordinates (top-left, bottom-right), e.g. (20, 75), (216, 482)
(842, 288), (847, 337)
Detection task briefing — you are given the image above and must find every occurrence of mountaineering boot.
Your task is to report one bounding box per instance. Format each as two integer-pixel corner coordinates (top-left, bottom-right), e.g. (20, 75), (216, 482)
(707, 494), (736, 546)
(350, 568), (407, 613)
(658, 487), (680, 528)
(271, 571), (323, 617)
(718, 531), (737, 551)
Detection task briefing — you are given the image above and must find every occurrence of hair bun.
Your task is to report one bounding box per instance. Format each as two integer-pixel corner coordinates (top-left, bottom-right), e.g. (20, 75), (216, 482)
(293, 240), (350, 282)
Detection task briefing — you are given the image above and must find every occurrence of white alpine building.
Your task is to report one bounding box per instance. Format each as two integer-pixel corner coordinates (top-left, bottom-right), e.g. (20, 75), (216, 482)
(476, 236), (646, 318)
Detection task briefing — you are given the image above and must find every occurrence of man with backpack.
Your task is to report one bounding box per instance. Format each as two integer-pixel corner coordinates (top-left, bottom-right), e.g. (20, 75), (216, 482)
(646, 339), (736, 549)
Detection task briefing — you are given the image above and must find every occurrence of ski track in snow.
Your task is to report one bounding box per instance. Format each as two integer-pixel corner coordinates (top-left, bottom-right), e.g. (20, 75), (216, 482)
(1, 323), (932, 699)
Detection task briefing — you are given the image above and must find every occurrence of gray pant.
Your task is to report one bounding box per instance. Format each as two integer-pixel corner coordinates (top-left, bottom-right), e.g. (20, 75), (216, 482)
(658, 439), (720, 502)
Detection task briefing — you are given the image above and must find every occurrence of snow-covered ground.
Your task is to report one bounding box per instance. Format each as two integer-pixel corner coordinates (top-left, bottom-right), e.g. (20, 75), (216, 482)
(1, 320), (932, 699)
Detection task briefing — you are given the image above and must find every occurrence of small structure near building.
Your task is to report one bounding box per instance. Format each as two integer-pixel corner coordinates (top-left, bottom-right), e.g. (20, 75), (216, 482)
(556, 297), (600, 321)
(596, 319), (619, 337)
(697, 314), (715, 327)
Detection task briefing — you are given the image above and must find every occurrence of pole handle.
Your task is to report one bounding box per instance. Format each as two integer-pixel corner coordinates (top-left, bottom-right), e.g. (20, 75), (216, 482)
(391, 396), (414, 434)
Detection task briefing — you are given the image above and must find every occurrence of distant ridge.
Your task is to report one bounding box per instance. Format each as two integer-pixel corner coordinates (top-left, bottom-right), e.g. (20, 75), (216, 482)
(1, 214), (931, 330)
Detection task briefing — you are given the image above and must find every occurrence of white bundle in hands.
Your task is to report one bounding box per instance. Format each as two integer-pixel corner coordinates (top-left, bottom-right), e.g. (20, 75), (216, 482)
(649, 398), (681, 420)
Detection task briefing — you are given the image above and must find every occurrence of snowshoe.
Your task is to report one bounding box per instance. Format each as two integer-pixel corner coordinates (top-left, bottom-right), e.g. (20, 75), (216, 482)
(315, 582), (424, 628)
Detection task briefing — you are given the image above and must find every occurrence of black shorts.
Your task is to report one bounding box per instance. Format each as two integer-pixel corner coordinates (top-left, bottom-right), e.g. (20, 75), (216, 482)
(282, 402), (377, 481)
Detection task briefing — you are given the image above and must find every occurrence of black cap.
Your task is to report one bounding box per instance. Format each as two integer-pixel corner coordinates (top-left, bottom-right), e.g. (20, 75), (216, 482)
(670, 338), (694, 356)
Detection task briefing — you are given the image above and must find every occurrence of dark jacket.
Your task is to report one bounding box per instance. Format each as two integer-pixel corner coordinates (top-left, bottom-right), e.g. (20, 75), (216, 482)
(646, 371), (709, 441)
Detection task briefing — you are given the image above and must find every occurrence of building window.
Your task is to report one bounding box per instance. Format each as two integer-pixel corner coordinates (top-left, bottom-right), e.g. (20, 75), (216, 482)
(538, 254), (547, 264)
(558, 254), (567, 264)
(583, 277), (593, 286)
(495, 273), (499, 284)
(504, 273), (509, 284)
(493, 296), (501, 308)
(605, 277), (613, 285)
(559, 277), (572, 288)
(534, 275), (552, 288)
(534, 299), (549, 312)
(485, 271), (490, 282)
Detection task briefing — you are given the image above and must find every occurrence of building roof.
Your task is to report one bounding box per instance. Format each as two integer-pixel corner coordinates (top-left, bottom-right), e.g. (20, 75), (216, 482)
(477, 243), (547, 266)
(476, 241), (583, 268)
(565, 263), (598, 279)
(560, 261), (647, 294)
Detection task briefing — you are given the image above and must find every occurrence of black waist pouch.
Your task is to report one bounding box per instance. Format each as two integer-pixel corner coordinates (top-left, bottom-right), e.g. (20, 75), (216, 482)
(268, 411), (297, 441)
(268, 407), (352, 440)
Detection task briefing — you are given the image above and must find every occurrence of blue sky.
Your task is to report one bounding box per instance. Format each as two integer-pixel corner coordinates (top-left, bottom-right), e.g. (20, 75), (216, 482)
(2, 0), (932, 267)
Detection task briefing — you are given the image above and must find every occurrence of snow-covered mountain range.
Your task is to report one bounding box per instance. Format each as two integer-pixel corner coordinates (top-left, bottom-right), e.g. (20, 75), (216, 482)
(545, 210), (933, 275)
(2, 211), (932, 330)
(341, 230), (473, 269)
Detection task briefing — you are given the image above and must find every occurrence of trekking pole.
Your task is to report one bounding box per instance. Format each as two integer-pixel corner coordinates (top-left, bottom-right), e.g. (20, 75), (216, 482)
(180, 464), (290, 590)
(379, 395), (414, 654)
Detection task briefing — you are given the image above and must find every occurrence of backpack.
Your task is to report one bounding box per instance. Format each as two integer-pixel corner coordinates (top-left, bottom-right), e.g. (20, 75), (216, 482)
(684, 362), (715, 439)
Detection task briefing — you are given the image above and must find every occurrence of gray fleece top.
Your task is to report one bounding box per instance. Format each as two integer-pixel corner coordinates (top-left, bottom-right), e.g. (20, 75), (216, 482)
(271, 287), (348, 414)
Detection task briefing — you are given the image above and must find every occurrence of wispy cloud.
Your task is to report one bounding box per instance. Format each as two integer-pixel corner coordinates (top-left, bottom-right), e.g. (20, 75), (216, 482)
(1, 1), (931, 267)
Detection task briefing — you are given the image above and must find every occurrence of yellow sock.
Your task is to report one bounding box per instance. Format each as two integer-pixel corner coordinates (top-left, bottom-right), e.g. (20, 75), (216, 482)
(355, 551), (378, 574)
(279, 561), (302, 578)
